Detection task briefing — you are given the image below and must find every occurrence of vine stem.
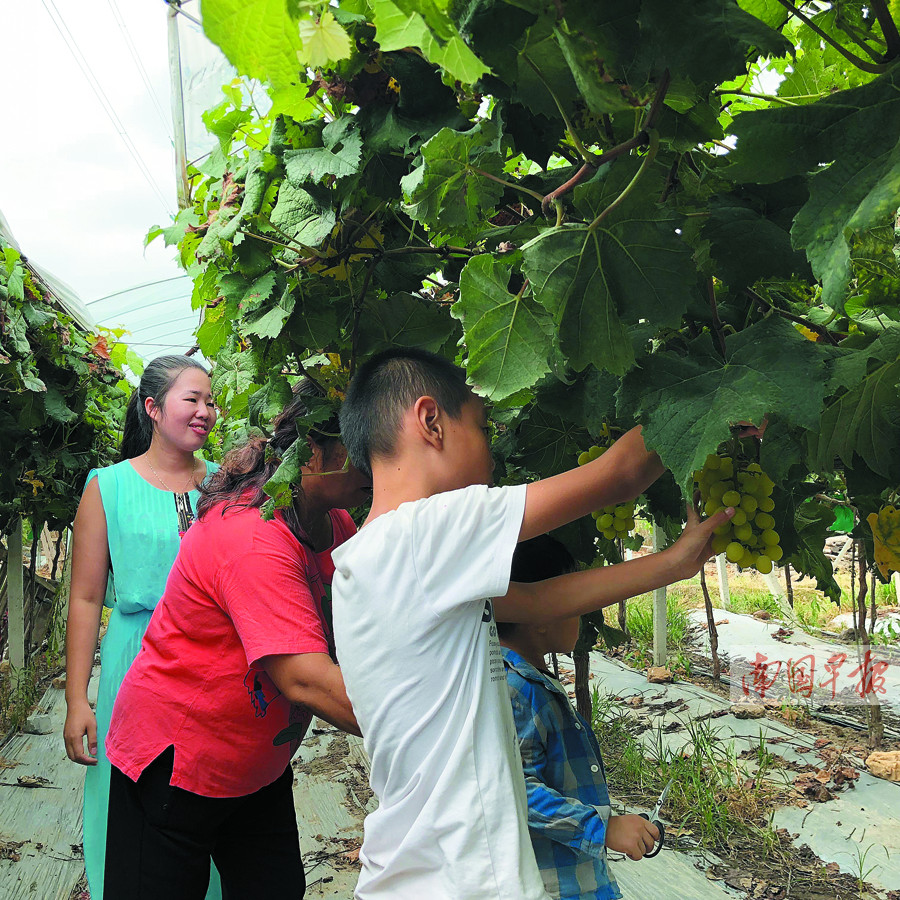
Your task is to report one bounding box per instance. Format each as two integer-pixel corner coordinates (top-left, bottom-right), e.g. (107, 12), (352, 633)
(469, 167), (546, 203)
(541, 69), (670, 217)
(870, 0), (900, 59)
(589, 130), (660, 230)
(541, 134), (646, 217)
(707, 278), (728, 359)
(774, 0), (890, 74)
(714, 89), (803, 106)
(744, 287), (839, 346)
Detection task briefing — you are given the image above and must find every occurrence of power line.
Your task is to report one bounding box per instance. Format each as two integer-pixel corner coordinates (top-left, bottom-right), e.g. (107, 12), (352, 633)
(41, 0), (174, 215)
(87, 275), (191, 304)
(105, 0), (173, 143)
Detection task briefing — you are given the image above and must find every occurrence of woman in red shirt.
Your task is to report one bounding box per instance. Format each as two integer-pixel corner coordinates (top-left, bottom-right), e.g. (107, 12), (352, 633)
(102, 385), (371, 899)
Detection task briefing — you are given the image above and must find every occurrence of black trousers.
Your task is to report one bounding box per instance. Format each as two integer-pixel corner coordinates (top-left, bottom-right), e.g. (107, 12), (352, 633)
(105, 746), (305, 900)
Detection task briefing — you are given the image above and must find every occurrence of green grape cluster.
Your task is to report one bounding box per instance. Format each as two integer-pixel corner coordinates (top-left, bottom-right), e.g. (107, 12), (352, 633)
(576, 442), (637, 541)
(693, 455), (782, 574)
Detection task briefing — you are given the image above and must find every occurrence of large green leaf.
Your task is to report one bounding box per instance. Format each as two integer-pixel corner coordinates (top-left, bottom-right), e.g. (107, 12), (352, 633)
(242, 285), (296, 340)
(729, 67), (900, 309)
(357, 292), (457, 355)
(202, 0), (303, 91)
(371, 0), (489, 84)
(510, 405), (588, 476)
(809, 328), (900, 478)
(249, 375), (293, 429)
(553, 24), (633, 115)
(211, 346), (261, 406)
(702, 191), (810, 288)
(637, 0), (791, 85)
(522, 162), (698, 374)
(283, 117), (363, 183)
(618, 317), (828, 489)
(269, 181), (336, 248)
(453, 255), (553, 401)
(400, 122), (505, 235)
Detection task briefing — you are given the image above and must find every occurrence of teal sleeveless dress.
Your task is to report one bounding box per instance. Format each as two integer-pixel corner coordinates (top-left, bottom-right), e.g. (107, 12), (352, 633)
(82, 458), (222, 900)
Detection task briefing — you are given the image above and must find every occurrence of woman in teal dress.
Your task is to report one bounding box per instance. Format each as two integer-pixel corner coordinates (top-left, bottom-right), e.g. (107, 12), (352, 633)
(64, 355), (221, 899)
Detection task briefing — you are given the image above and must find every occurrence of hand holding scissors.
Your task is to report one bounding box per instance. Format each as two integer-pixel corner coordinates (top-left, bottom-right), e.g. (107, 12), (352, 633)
(638, 776), (673, 858)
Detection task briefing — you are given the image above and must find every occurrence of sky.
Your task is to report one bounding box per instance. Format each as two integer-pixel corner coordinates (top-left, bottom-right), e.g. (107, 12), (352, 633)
(0, 0), (229, 357)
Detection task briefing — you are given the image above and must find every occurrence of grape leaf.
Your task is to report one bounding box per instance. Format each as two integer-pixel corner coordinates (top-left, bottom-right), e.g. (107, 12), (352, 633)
(357, 292), (457, 355)
(239, 271), (278, 315)
(297, 11), (352, 67)
(735, 0), (787, 28)
(269, 181), (336, 247)
(809, 328), (900, 478)
(553, 24), (633, 115)
(522, 162), (698, 374)
(44, 387), (77, 423)
(287, 287), (343, 351)
(510, 405), (588, 476)
(637, 0), (791, 85)
(702, 192), (810, 288)
(729, 67), (900, 309)
(211, 346), (260, 406)
(535, 368), (618, 438)
(789, 498), (842, 603)
(197, 304), (233, 359)
(618, 317), (828, 489)
(242, 285), (296, 340)
(249, 376), (293, 429)
(400, 122), (505, 234)
(263, 435), (313, 510)
(371, 0), (489, 83)
(284, 118), (363, 183)
(202, 0), (303, 91)
(453, 255), (553, 401)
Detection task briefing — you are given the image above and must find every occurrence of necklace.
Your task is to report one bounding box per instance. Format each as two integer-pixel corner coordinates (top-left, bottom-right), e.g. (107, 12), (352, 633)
(146, 456), (199, 494)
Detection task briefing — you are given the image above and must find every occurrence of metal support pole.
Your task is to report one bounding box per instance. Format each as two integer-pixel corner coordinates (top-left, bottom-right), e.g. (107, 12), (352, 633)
(167, 1), (190, 210)
(832, 535), (854, 571)
(7, 518), (25, 688)
(652, 523), (667, 667)
(715, 553), (730, 611)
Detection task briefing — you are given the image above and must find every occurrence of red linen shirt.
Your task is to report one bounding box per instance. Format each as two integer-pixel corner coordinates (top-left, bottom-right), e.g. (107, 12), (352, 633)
(104, 502), (355, 798)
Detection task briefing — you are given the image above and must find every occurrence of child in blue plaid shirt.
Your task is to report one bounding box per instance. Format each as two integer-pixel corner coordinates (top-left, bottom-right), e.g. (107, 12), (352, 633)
(500, 535), (653, 900)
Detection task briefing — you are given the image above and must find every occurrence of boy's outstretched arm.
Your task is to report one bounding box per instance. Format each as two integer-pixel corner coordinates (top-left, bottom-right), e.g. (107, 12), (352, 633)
(495, 504), (732, 624)
(521, 426), (664, 542)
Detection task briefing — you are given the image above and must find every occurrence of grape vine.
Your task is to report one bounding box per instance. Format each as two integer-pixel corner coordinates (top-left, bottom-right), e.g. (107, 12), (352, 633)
(0, 241), (128, 535)
(148, 0), (900, 597)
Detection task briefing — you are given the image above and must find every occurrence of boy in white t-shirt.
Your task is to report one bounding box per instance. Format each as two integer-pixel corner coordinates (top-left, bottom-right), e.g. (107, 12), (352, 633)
(331, 348), (733, 900)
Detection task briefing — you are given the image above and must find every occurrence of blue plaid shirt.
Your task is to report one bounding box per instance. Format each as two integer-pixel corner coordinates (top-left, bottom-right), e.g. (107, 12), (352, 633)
(503, 648), (621, 900)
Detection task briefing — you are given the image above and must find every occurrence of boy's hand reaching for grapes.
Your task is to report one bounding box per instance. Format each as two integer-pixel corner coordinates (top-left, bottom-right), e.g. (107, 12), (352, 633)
(605, 814), (660, 861)
(667, 497), (734, 582)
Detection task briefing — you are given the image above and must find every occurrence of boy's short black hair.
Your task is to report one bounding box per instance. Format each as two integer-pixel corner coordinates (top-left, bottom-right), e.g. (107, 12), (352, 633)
(497, 535), (578, 639)
(340, 348), (473, 478)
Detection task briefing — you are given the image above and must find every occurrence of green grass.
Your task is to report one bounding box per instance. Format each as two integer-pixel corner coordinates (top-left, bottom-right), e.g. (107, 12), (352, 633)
(590, 686), (784, 851)
(625, 592), (691, 651)
(622, 566), (900, 644)
(0, 660), (41, 733)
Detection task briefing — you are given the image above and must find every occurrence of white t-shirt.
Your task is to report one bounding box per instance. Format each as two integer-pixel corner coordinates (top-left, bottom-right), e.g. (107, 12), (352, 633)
(332, 483), (548, 900)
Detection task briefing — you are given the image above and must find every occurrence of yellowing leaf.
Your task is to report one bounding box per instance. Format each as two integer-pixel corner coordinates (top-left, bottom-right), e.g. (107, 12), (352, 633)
(297, 12), (352, 68)
(868, 505), (900, 579)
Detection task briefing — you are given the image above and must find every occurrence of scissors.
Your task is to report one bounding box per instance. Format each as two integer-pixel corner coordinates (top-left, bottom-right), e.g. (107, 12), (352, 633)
(639, 776), (673, 858)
